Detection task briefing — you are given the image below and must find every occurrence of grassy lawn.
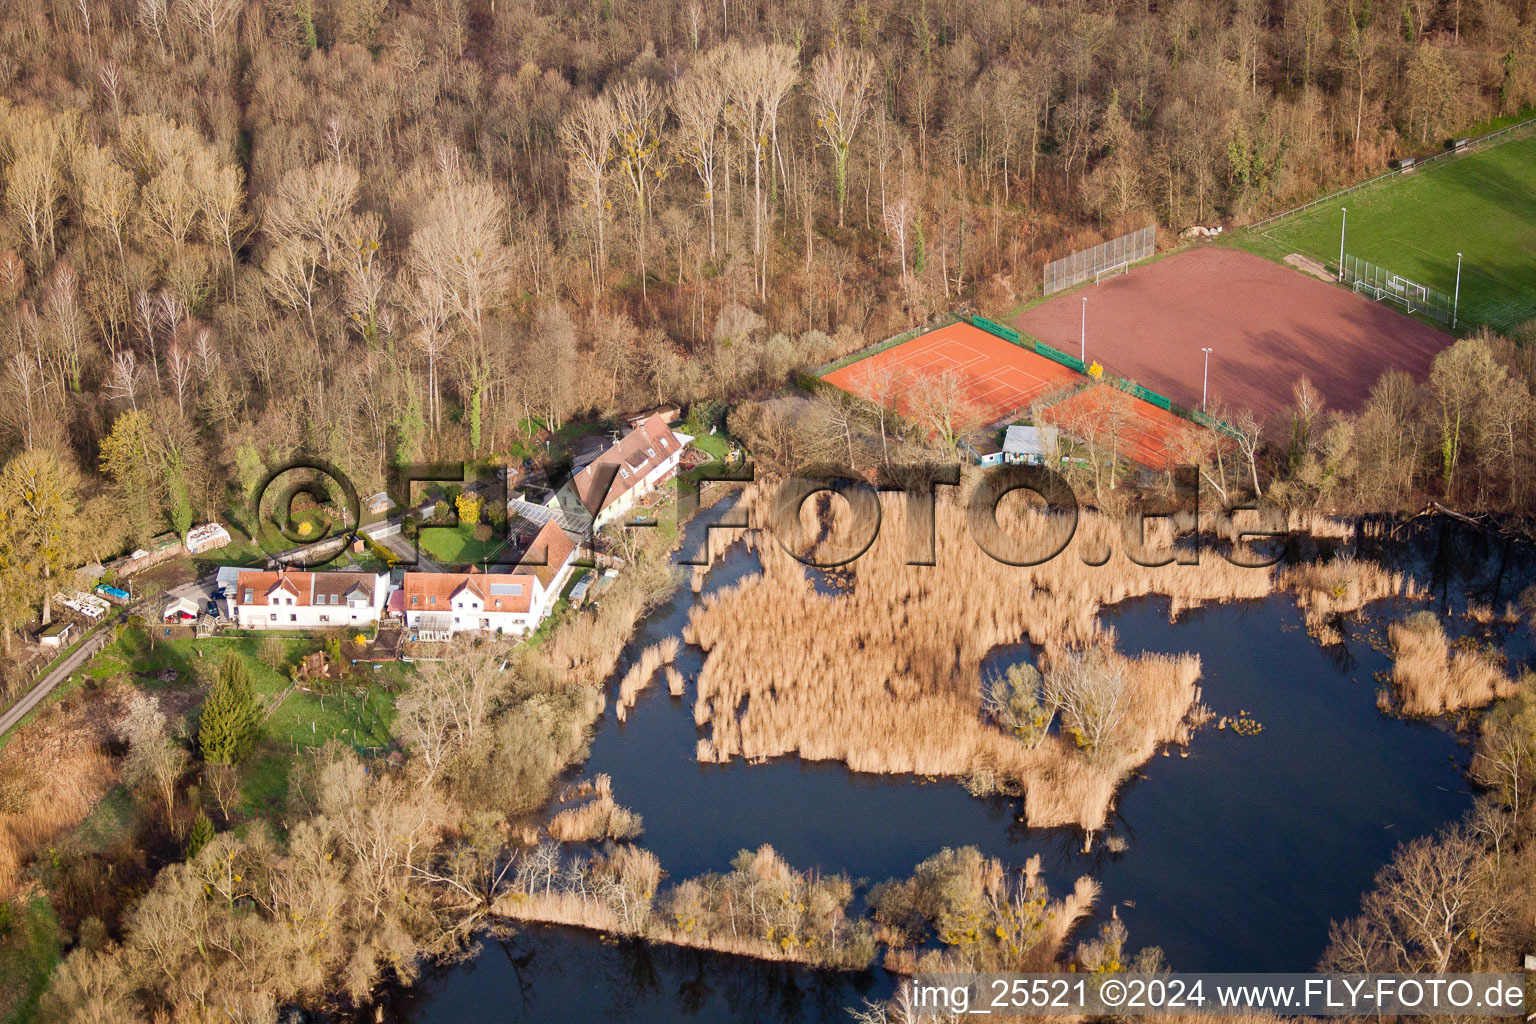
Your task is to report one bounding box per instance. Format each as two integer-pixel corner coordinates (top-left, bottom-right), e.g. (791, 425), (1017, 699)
(686, 430), (733, 462)
(1236, 131), (1536, 332)
(416, 521), (512, 567)
(84, 628), (400, 748)
(266, 683), (396, 753)
(0, 897), (61, 1024)
(187, 521), (267, 572)
(240, 749), (290, 818)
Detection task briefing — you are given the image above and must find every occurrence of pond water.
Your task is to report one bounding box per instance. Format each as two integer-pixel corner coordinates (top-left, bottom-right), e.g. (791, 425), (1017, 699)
(399, 516), (1530, 1023)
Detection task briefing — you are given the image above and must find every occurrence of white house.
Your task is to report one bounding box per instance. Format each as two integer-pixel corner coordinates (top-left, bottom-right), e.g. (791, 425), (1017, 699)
(231, 570), (390, 630)
(552, 415), (692, 528)
(1002, 425), (1061, 466)
(400, 520), (578, 640)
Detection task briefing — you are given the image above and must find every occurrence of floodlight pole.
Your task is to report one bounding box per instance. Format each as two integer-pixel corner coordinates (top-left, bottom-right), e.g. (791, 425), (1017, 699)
(1453, 252), (1463, 329)
(1080, 296), (1087, 364)
(1201, 348), (1214, 411)
(1338, 207), (1347, 281)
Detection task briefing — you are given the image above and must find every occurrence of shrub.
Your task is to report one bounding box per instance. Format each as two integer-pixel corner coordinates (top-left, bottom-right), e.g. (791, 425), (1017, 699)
(455, 491), (483, 525)
(186, 810), (214, 858)
(983, 662), (1052, 747)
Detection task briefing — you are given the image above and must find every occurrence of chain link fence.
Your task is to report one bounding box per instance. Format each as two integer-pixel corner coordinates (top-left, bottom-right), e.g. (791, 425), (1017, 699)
(1043, 225), (1155, 296)
(1341, 254), (1453, 324)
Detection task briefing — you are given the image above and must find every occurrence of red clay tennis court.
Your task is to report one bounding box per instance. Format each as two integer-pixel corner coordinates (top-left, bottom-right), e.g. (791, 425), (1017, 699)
(1039, 384), (1200, 470)
(822, 321), (1080, 425)
(1014, 247), (1453, 423)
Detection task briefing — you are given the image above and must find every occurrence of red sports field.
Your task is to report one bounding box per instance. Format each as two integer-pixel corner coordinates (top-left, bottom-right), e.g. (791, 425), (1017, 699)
(1040, 384), (1199, 470)
(1015, 247), (1454, 422)
(822, 321), (1080, 426)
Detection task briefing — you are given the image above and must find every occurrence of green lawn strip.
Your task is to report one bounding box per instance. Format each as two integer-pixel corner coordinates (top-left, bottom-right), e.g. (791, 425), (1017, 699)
(266, 684), (396, 752)
(0, 897), (62, 1024)
(239, 747), (291, 819)
(686, 431), (732, 462)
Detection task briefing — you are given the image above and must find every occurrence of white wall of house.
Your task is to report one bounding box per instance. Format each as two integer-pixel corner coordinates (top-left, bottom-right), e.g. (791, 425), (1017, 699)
(405, 604), (535, 636)
(401, 559), (577, 639)
(232, 575), (390, 630)
(591, 450), (684, 528)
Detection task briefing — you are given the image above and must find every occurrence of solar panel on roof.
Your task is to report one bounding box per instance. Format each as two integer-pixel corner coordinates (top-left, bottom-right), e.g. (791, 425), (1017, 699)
(489, 583), (524, 596)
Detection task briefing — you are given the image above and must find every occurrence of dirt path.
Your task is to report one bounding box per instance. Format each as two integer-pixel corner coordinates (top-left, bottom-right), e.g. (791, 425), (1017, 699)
(0, 623), (117, 740)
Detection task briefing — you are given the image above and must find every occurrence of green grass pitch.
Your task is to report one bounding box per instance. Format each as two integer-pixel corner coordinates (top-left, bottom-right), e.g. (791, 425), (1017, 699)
(1240, 131), (1536, 332)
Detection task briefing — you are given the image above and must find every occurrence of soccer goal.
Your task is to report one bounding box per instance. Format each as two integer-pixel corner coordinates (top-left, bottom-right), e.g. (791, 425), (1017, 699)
(1044, 224), (1155, 295)
(1094, 262), (1130, 284)
(1341, 254), (1453, 324)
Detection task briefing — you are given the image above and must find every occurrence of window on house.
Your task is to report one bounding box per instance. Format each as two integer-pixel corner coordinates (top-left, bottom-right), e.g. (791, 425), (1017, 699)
(244, 589), (253, 602)
(429, 596), (436, 605)
(646, 447), (655, 457)
(290, 614), (297, 622)
(269, 613), (277, 622)
(320, 615), (329, 623)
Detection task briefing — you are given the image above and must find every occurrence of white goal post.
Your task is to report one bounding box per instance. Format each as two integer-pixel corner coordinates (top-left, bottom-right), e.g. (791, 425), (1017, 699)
(1094, 262), (1130, 284)
(1341, 254), (1453, 323)
(1044, 224), (1155, 295)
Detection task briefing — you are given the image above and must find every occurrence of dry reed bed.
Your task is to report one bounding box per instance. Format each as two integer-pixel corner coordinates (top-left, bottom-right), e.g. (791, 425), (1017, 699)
(492, 891), (863, 967)
(615, 636), (681, 721)
(1283, 557), (1409, 643)
(679, 480), (1410, 830)
(683, 482), (1283, 830)
(0, 688), (131, 898)
(546, 791), (644, 841)
(1388, 613), (1515, 716)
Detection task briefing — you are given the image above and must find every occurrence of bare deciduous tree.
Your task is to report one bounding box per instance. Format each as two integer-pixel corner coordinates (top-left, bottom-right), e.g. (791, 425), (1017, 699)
(1043, 649), (1130, 755)
(672, 50), (728, 257)
(118, 691), (189, 825)
(558, 95), (618, 289)
(809, 48), (875, 227)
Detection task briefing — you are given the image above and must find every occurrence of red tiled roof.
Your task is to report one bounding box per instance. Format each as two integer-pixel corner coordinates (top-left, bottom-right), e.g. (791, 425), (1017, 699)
(401, 571), (535, 614)
(570, 415), (681, 515)
(515, 520), (577, 587)
(235, 570), (378, 607)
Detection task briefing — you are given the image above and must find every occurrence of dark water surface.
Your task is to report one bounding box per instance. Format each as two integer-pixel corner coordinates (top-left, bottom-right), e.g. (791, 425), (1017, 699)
(399, 518), (1530, 1022)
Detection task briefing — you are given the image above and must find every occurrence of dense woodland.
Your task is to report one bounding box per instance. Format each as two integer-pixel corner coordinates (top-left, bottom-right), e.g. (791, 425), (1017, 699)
(0, 0), (1533, 543)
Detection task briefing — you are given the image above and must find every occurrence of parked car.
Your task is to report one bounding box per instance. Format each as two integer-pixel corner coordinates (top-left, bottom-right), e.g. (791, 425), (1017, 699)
(206, 599), (220, 617)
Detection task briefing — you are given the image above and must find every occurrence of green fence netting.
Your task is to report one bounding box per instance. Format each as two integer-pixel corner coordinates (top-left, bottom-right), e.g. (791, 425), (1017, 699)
(968, 315), (1021, 345)
(1034, 341), (1087, 374)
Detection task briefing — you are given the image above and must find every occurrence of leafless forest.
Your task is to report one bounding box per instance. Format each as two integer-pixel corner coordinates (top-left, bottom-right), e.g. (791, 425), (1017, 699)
(5, 1), (1536, 1017)
(2, 0), (1536, 535)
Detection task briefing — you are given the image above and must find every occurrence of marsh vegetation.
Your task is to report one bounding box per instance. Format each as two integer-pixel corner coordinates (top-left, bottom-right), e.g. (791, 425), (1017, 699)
(682, 476), (1407, 831)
